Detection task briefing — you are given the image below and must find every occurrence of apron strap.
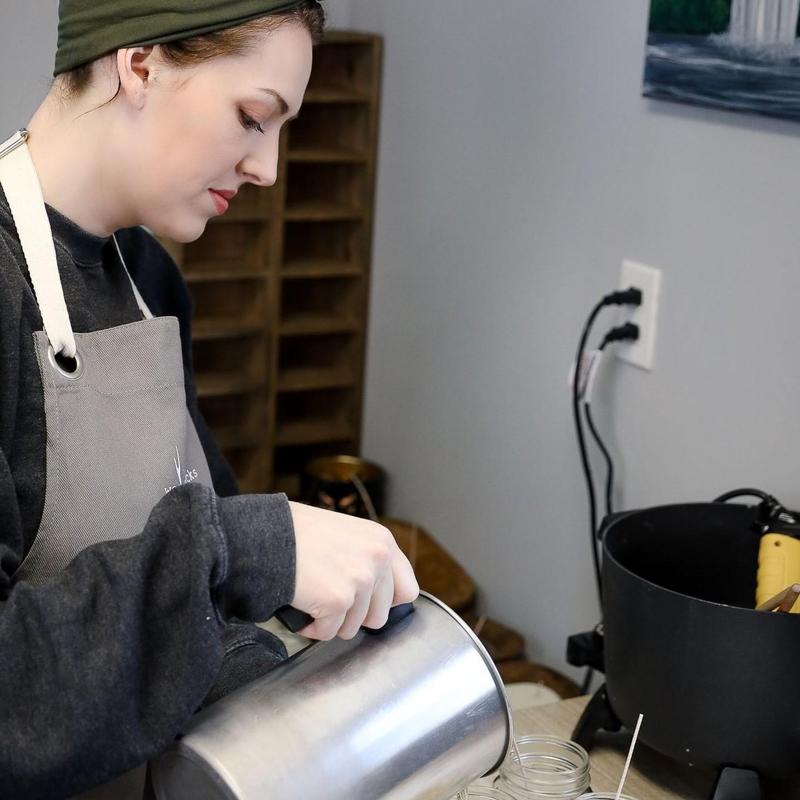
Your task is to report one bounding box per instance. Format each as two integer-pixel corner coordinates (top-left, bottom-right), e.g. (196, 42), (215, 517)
(0, 129), (154, 341)
(112, 233), (154, 320)
(0, 130), (77, 358)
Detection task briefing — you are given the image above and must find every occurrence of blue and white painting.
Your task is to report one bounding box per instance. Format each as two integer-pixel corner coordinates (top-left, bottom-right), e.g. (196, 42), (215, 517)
(644, 0), (800, 122)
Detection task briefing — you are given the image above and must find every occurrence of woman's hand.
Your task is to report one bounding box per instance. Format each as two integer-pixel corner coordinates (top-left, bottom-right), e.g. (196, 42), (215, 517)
(288, 501), (419, 641)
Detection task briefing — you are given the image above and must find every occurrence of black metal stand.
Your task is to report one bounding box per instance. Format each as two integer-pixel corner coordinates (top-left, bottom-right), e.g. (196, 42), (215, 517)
(711, 767), (762, 800)
(570, 683), (622, 751)
(572, 688), (765, 800)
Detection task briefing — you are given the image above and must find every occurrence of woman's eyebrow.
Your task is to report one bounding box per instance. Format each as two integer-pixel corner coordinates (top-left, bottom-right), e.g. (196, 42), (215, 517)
(258, 88), (290, 115)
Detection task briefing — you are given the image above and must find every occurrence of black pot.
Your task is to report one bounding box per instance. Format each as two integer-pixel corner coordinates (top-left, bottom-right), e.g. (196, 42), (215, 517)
(601, 503), (800, 779)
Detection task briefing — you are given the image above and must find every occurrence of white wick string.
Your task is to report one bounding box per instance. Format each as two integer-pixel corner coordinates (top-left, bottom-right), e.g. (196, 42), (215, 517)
(511, 736), (530, 780)
(615, 713), (643, 800)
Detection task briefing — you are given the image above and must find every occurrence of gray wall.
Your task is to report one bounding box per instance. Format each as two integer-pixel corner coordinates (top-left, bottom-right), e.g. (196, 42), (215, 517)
(340, 0), (800, 676)
(324, 0), (353, 28)
(0, 3), (59, 130)
(4, 2), (800, 678)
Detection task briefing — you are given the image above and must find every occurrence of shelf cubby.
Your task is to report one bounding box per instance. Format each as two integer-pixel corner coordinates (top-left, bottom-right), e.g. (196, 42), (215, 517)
(192, 319), (265, 341)
(159, 31), (382, 495)
(191, 278), (269, 326)
(281, 275), (361, 322)
(285, 163), (367, 220)
(275, 392), (357, 447)
(217, 183), (276, 221)
(283, 220), (365, 267)
(278, 333), (357, 393)
(289, 104), (370, 163)
(305, 33), (378, 103)
(182, 221), (269, 276)
(198, 393), (266, 439)
(193, 337), (269, 399)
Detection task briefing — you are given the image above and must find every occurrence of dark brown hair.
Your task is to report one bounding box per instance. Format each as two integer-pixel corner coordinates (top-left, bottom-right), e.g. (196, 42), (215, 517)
(57, 2), (324, 104)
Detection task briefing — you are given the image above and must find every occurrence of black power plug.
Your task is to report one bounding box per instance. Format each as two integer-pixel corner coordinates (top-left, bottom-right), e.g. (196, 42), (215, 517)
(600, 322), (640, 349)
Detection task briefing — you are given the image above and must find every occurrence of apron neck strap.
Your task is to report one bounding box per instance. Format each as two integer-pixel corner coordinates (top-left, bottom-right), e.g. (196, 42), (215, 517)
(113, 234), (153, 321)
(0, 130), (77, 358)
(0, 129), (154, 350)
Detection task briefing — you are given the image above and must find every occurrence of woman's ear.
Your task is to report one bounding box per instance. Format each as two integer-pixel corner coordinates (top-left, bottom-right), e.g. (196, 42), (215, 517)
(116, 46), (158, 108)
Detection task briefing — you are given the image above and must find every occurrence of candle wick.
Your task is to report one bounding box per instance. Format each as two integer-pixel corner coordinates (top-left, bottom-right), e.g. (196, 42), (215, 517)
(511, 736), (530, 779)
(615, 713), (644, 800)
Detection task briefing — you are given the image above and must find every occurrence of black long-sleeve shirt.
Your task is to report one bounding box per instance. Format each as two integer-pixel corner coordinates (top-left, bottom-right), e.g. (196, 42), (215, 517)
(0, 186), (296, 798)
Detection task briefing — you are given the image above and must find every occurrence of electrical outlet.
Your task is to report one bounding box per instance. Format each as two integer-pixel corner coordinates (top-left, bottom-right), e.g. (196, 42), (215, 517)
(617, 260), (662, 371)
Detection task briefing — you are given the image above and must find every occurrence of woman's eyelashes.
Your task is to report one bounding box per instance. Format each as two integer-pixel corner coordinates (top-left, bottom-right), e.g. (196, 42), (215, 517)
(239, 111), (265, 135)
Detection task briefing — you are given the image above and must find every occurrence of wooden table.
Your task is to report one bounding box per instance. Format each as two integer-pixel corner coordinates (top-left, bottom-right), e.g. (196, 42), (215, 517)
(512, 696), (716, 800)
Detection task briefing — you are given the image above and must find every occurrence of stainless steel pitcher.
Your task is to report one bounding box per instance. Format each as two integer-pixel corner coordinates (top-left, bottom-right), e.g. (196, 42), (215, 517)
(151, 592), (513, 800)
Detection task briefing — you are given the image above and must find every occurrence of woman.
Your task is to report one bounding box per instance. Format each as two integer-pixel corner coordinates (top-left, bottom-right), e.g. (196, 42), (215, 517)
(0, 1), (418, 797)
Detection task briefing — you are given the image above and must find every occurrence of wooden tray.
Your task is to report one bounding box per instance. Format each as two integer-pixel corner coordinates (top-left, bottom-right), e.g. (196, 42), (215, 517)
(459, 613), (525, 663)
(497, 659), (581, 699)
(380, 517), (476, 613)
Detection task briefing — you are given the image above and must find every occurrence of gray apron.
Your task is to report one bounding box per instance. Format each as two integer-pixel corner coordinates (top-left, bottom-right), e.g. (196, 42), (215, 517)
(0, 129), (213, 798)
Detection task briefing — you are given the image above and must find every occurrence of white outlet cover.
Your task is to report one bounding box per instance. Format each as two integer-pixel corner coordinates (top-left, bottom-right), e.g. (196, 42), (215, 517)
(617, 259), (662, 371)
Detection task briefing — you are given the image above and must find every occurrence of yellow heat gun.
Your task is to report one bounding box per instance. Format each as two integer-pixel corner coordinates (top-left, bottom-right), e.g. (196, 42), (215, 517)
(714, 488), (800, 612)
(756, 533), (800, 612)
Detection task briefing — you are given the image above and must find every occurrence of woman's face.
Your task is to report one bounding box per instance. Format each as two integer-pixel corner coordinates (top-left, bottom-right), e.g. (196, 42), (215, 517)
(122, 23), (313, 242)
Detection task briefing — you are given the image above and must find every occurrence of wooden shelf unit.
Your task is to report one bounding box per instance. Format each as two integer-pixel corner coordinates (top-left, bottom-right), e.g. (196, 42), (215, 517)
(159, 31), (382, 496)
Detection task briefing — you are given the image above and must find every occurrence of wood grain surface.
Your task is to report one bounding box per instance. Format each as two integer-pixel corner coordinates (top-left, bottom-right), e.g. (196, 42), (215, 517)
(514, 697), (714, 800)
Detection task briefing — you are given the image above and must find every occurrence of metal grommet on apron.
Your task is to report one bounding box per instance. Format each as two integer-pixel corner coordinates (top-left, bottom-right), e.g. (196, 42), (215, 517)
(0, 129), (214, 799)
(47, 343), (84, 379)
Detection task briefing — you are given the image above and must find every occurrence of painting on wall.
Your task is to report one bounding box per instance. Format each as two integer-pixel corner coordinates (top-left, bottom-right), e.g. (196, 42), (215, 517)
(644, 0), (800, 122)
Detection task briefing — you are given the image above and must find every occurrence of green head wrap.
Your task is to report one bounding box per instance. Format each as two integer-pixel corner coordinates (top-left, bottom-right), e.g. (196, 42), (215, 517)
(54, 0), (314, 76)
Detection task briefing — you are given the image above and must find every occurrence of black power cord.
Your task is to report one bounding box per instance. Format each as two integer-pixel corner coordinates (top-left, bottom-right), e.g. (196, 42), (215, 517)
(713, 487), (794, 536)
(584, 322), (640, 518)
(572, 291), (642, 607)
(713, 488), (778, 506)
(575, 319), (640, 697)
(584, 406), (614, 518)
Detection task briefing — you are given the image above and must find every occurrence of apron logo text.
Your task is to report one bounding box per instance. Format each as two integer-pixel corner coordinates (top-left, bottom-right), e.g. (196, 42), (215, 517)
(164, 445), (199, 495)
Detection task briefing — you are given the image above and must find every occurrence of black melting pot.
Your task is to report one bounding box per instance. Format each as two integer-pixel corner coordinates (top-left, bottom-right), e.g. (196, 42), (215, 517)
(596, 502), (800, 782)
